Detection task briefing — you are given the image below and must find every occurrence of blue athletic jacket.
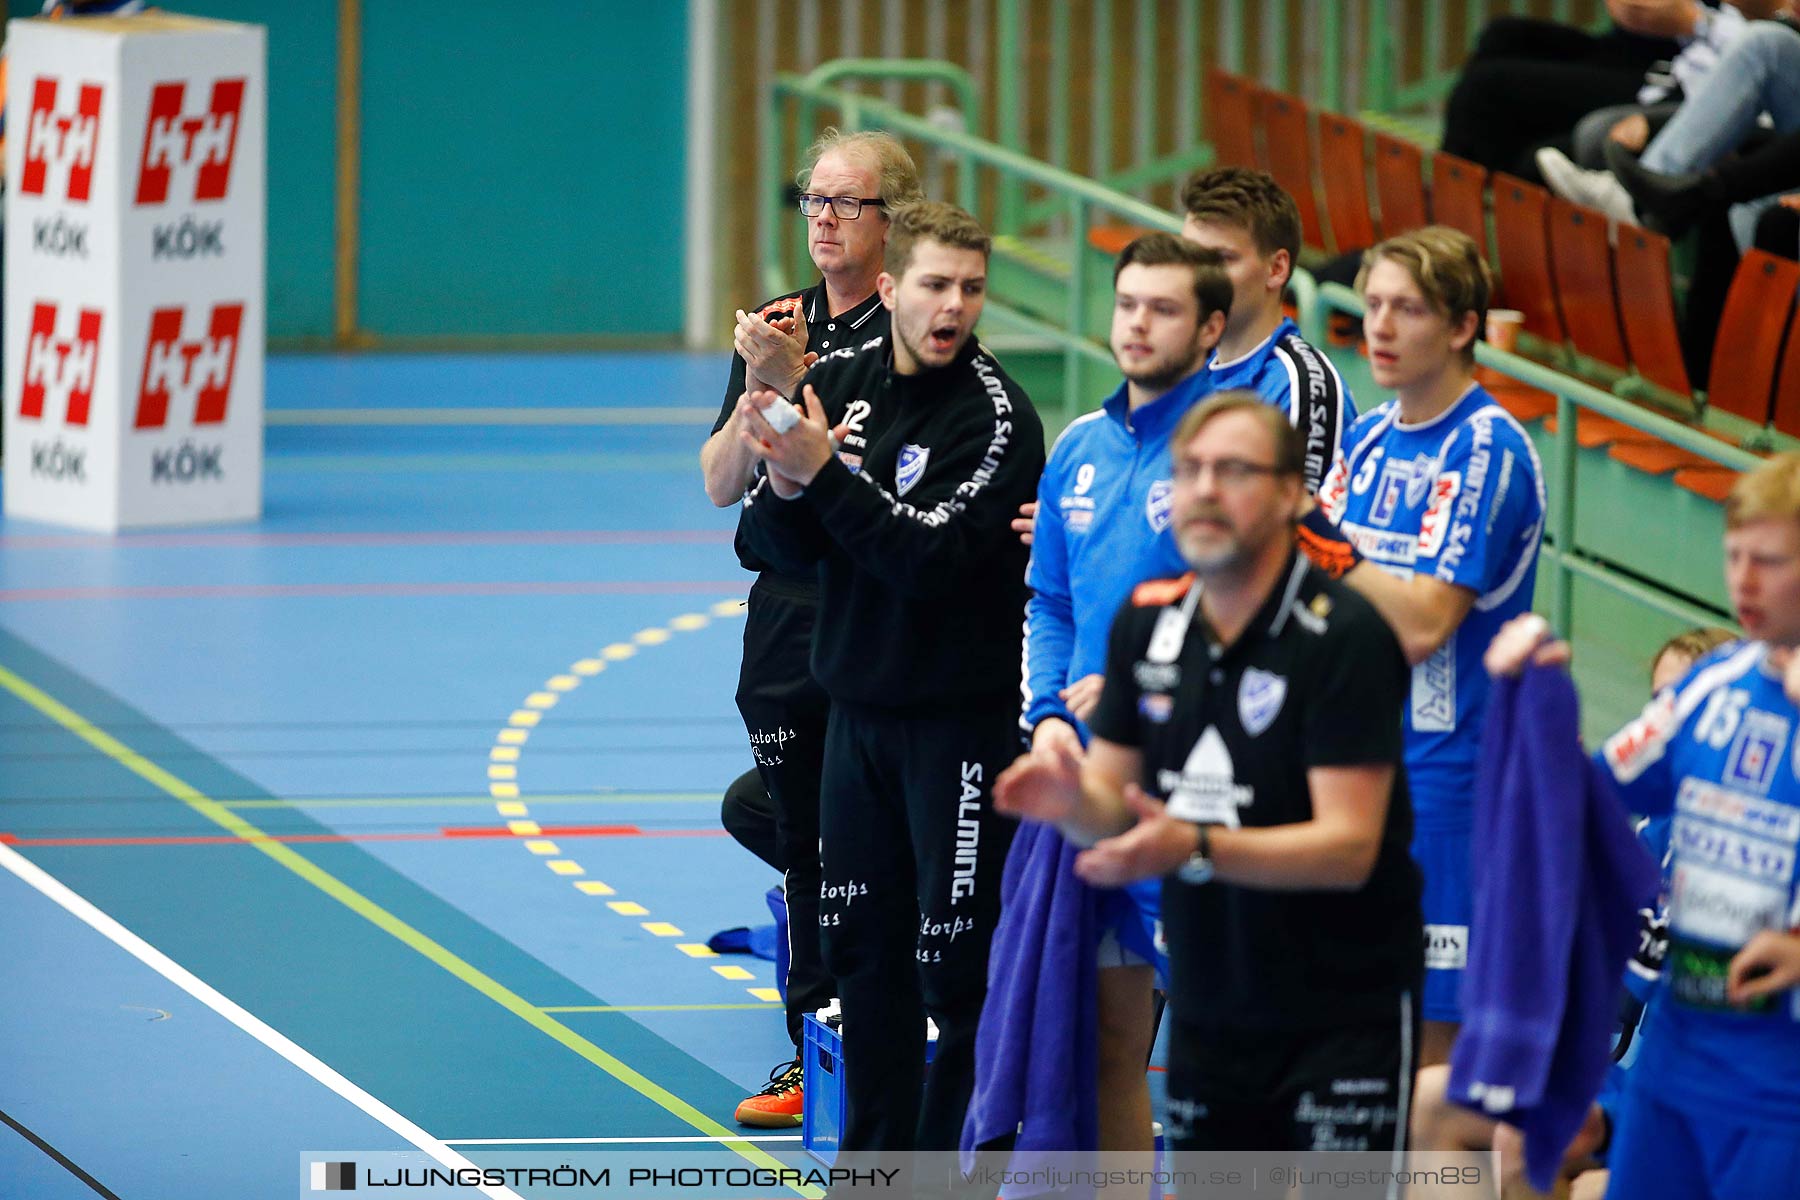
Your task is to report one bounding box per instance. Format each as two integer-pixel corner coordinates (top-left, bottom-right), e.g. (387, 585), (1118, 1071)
(1204, 316), (1354, 491)
(1021, 371), (1206, 738)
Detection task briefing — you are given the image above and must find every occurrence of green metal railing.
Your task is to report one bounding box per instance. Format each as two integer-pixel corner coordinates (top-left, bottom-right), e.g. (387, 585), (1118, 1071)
(766, 65), (1745, 644)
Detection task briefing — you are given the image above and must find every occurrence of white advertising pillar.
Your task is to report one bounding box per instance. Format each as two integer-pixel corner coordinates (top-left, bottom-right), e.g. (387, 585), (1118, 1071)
(4, 12), (265, 531)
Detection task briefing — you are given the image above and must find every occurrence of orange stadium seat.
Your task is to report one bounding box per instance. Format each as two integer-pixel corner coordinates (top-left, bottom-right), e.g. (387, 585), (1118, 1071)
(1205, 68), (1259, 170)
(1613, 227), (1692, 397)
(1251, 88), (1326, 252)
(1547, 198), (1629, 371)
(1490, 175), (1565, 345)
(1771, 294), (1800, 439)
(1317, 112), (1376, 255)
(1372, 132), (1429, 238)
(1428, 152), (1488, 253)
(1707, 249), (1799, 427)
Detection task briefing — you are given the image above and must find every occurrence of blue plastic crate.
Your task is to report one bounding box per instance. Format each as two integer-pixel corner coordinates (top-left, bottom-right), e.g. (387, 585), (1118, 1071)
(801, 1013), (938, 1165)
(801, 1014), (843, 1165)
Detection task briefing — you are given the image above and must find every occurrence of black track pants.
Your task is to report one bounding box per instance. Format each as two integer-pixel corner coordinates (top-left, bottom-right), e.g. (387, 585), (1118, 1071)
(818, 703), (1020, 1152)
(733, 579), (834, 1051)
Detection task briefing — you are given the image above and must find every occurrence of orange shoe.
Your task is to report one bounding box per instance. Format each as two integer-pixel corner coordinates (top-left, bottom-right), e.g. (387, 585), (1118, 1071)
(734, 1057), (804, 1128)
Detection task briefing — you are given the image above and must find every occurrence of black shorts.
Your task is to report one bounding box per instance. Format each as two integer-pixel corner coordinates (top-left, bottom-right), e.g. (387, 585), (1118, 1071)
(1165, 994), (1417, 1154)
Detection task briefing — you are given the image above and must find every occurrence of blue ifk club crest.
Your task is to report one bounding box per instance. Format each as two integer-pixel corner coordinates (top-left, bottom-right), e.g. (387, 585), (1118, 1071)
(1145, 479), (1174, 533)
(896, 443), (931, 496)
(1237, 667), (1287, 736)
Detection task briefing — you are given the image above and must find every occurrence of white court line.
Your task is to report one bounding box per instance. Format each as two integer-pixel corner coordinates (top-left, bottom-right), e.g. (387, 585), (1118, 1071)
(442, 1144), (802, 1151)
(0, 842), (525, 1200)
(266, 407), (715, 427)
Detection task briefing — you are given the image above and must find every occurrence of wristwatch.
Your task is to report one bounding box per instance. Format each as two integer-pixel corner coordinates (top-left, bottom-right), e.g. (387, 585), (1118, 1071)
(1177, 823), (1217, 885)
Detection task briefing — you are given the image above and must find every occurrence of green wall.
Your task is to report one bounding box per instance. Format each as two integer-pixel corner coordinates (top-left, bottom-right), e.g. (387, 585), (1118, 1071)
(6, 2), (687, 342)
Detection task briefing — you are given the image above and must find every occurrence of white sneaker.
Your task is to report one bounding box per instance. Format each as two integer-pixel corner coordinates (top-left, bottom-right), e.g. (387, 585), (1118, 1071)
(1536, 147), (1638, 225)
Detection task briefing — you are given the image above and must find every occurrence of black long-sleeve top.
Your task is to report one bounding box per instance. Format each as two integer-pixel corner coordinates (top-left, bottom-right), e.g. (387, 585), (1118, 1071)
(741, 334), (1045, 714)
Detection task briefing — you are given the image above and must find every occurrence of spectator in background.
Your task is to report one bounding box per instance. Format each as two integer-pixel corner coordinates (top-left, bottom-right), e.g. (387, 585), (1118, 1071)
(1443, 0), (1720, 182)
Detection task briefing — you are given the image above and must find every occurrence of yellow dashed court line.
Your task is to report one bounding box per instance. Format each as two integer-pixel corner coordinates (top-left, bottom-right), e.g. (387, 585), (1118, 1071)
(747, 987), (782, 1003)
(484, 600), (757, 998)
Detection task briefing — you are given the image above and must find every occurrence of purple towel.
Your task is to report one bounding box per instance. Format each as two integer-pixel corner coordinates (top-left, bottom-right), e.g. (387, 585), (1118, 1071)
(960, 820), (1099, 1192)
(1450, 665), (1658, 1192)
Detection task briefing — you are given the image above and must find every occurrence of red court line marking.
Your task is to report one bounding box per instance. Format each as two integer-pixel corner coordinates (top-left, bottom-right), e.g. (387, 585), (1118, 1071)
(0, 580), (750, 603)
(0, 529), (734, 550)
(0, 827), (729, 848)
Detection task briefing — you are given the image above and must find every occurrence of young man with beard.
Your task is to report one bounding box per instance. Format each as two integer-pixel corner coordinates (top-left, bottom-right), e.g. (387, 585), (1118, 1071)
(735, 201), (1045, 1152)
(1299, 226), (1547, 1068)
(997, 393), (1422, 1154)
(699, 129), (921, 1128)
(1018, 233), (1229, 1158)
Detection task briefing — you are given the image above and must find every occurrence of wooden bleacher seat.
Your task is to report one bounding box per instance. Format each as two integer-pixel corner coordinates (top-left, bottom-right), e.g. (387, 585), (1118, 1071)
(1491, 175), (1566, 346)
(1547, 198), (1629, 372)
(1205, 68), (1259, 170)
(1613, 228), (1693, 397)
(1768, 277), (1800, 439)
(1372, 132), (1428, 238)
(1251, 87), (1326, 252)
(1707, 249), (1799, 427)
(1428, 152), (1488, 254)
(1317, 112), (1375, 256)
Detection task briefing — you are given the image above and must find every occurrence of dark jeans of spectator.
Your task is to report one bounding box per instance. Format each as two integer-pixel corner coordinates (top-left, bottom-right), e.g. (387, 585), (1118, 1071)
(1442, 16), (1679, 180)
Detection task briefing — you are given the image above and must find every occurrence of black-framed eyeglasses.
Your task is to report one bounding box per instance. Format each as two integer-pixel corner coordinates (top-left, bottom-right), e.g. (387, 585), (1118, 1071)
(1171, 457), (1286, 487)
(798, 193), (884, 219)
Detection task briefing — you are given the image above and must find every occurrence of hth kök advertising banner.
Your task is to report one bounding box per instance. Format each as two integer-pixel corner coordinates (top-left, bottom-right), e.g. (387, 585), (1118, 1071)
(4, 12), (265, 531)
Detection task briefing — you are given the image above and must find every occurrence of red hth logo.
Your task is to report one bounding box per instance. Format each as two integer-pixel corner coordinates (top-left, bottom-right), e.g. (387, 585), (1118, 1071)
(20, 303), (103, 426)
(20, 77), (103, 201)
(135, 78), (245, 205)
(134, 304), (244, 429)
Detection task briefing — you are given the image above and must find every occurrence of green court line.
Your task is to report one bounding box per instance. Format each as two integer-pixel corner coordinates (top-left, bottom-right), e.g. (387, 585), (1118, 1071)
(221, 792), (718, 810)
(542, 1003), (781, 1014)
(0, 662), (813, 1194)
(267, 406), (715, 427)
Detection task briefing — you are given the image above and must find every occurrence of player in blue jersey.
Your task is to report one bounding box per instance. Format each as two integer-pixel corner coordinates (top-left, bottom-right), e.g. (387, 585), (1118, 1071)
(1411, 627), (1733, 1197)
(1179, 167), (1356, 491)
(1020, 232), (1229, 1159)
(1297, 226), (1546, 1067)
(1488, 460), (1800, 1200)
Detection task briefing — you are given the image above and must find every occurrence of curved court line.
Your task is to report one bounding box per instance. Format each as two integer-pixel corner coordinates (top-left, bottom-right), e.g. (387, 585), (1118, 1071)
(0, 662), (817, 1197)
(0, 842), (525, 1200)
(486, 599), (773, 997)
